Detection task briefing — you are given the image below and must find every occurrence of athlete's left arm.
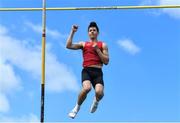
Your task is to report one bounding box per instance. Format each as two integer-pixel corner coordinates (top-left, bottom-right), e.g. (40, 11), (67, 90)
(93, 43), (109, 65)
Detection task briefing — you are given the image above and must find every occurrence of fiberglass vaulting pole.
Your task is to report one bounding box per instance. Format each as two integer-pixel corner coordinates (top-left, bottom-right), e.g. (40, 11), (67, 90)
(40, 0), (46, 123)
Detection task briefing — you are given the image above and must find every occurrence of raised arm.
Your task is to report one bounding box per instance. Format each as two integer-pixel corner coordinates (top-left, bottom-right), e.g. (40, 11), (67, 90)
(66, 25), (84, 50)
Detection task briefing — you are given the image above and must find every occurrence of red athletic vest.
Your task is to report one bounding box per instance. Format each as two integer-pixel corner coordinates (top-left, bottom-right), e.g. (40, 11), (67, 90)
(82, 41), (103, 67)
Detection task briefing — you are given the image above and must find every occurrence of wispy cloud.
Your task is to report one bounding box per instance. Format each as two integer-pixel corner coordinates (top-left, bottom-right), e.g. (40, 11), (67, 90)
(0, 24), (79, 113)
(25, 21), (68, 39)
(160, 0), (180, 19)
(0, 26), (21, 113)
(0, 25), (8, 35)
(0, 113), (39, 122)
(117, 39), (141, 55)
(140, 0), (180, 19)
(0, 60), (21, 112)
(0, 60), (21, 93)
(0, 93), (9, 113)
(0, 24), (79, 92)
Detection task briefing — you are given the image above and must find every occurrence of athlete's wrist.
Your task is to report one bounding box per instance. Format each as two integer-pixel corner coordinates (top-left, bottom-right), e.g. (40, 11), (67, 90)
(95, 48), (101, 53)
(94, 45), (98, 49)
(71, 30), (76, 34)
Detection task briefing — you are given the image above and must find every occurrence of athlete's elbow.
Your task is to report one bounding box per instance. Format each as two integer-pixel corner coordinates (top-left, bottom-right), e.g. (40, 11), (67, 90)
(66, 45), (70, 49)
(104, 62), (108, 65)
(66, 40), (72, 49)
(104, 61), (109, 65)
(66, 44), (71, 49)
(103, 58), (109, 65)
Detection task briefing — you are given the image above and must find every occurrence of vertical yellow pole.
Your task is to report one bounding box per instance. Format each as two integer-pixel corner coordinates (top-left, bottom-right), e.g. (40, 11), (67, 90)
(40, 0), (46, 123)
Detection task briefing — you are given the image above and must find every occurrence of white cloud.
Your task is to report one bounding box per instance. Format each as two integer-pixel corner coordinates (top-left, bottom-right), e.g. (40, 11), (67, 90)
(0, 113), (39, 122)
(0, 24), (79, 93)
(0, 93), (9, 113)
(0, 60), (21, 93)
(117, 39), (141, 55)
(0, 23), (79, 114)
(0, 26), (22, 113)
(0, 25), (8, 35)
(141, 0), (180, 19)
(25, 21), (68, 39)
(160, 0), (180, 19)
(140, 0), (159, 5)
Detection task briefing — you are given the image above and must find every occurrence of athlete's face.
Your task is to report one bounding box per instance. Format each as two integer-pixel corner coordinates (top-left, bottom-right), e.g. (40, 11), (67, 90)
(88, 27), (98, 40)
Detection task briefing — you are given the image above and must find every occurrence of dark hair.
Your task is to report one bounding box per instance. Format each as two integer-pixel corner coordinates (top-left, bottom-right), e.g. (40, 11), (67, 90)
(88, 21), (99, 32)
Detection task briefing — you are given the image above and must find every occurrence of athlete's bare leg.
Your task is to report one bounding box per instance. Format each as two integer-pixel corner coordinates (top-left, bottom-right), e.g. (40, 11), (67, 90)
(90, 83), (104, 113)
(69, 80), (91, 118)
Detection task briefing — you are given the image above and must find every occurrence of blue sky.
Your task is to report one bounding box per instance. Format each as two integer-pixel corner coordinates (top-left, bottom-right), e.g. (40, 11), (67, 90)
(0, 0), (180, 122)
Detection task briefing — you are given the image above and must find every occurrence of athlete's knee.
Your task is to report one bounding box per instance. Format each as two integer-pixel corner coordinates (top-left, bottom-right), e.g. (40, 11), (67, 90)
(82, 81), (92, 93)
(95, 90), (104, 98)
(82, 86), (91, 93)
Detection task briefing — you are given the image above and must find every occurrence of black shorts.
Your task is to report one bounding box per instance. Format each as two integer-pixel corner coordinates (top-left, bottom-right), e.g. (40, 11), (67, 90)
(82, 67), (104, 88)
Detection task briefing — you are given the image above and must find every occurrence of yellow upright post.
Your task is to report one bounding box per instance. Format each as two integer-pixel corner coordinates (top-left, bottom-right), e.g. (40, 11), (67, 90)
(40, 0), (46, 123)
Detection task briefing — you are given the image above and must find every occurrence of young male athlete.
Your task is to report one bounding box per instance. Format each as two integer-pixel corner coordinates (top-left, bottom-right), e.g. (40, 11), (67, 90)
(66, 22), (109, 119)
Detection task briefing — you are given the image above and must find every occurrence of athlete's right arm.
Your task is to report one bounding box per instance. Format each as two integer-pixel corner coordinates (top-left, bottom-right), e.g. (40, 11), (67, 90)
(66, 25), (83, 50)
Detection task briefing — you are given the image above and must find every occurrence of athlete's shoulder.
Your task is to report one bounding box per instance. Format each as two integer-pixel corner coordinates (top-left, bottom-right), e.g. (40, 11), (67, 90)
(78, 41), (85, 44)
(78, 41), (86, 48)
(98, 40), (106, 44)
(102, 42), (108, 49)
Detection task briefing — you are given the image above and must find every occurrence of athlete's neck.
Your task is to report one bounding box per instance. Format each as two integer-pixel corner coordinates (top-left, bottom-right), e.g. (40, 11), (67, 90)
(90, 38), (98, 42)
